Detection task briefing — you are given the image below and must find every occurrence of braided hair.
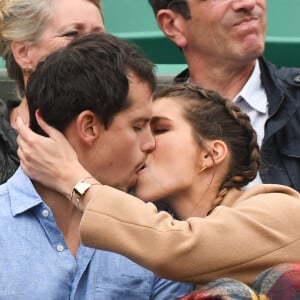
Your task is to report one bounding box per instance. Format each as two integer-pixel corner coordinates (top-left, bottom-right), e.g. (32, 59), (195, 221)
(152, 84), (260, 208)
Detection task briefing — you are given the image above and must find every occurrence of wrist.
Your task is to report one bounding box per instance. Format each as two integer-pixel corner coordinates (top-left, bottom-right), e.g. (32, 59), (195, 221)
(61, 163), (92, 198)
(70, 176), (101, 210)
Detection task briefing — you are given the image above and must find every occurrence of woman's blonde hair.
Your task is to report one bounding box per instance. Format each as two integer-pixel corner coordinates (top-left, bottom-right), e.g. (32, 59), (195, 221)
(0, 0), (101, 97)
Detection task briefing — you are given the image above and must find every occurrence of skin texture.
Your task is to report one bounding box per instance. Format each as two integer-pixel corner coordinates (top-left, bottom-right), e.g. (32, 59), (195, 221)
(135, 97), (228, 219)
(182, 0), (266, 64)
(14, 0), (105, 72)
(68, 72), (155, 192)
(157, 0), (266, 99)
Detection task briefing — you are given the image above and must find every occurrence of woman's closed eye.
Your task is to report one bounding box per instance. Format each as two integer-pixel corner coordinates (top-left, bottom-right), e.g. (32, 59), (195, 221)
(151, 126), (169, 135)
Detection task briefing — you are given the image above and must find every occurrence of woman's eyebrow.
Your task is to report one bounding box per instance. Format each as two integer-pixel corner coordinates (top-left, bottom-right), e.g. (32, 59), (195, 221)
(150, 116), (171, 124)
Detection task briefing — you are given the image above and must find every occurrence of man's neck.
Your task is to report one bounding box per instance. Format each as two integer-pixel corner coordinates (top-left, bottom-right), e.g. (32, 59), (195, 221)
(33, 181), (82, 256)
(186, 55), (256, 101)
(10, 97), (29, 129)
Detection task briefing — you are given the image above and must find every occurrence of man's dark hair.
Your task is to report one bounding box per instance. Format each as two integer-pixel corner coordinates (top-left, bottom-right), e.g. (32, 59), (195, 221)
(148, 0), (190, 19)
(26, 32), (156, 135)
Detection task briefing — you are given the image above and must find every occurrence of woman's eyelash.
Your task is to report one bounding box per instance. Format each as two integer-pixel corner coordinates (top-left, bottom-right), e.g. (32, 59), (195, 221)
(152, 128), (168, 134)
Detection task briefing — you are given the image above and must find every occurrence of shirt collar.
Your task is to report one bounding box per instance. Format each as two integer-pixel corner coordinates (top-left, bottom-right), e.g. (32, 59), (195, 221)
(7, 167), (43, 216)
(234, 60), (267, 114)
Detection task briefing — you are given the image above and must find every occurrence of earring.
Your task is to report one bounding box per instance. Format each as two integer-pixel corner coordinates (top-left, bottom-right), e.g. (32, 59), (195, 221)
(198, 164), (207, 173)
(22, 67), (32, 76)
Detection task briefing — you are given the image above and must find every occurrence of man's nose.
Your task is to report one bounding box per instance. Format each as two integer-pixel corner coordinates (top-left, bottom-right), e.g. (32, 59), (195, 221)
(231, 0), (257, 11)
(141, 129), (156, 153)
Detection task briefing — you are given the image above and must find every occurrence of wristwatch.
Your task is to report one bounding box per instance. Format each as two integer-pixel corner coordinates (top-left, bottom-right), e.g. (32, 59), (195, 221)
(71, 177), (99, 208)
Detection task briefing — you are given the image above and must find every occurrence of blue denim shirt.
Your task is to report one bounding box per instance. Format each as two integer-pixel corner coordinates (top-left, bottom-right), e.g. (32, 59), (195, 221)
(0, 168), (192, 299)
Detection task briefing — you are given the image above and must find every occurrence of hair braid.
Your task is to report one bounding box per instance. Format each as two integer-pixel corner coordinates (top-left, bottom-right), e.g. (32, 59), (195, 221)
(213, 97), (260, 207)
(221, 97), (260, 181)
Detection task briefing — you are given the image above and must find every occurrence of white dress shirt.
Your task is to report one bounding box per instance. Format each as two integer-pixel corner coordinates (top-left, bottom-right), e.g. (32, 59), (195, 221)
(234, 60), (269, 188)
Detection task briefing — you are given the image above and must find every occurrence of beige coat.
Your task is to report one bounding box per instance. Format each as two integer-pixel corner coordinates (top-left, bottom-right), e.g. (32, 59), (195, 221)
(80, 184), (300, 285)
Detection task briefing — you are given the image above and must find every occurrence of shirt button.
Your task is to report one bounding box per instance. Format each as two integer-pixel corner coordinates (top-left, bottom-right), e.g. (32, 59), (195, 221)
(56, 244), (65, 252)
(42, 209), (49, 217)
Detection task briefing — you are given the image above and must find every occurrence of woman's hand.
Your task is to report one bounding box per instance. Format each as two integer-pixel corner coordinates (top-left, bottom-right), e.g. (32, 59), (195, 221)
(16, 111), (91, 197)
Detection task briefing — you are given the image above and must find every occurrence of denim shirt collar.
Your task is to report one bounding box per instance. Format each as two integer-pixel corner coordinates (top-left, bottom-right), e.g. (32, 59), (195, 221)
(7, 167), (43, 216)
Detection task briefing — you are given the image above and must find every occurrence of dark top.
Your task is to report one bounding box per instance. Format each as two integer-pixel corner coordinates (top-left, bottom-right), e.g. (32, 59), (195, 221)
(0, 98), (20, 184)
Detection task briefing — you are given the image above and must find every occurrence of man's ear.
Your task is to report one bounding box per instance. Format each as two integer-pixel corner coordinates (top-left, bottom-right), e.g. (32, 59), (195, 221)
(156, 9), (187, 48)
(11, 41), (34, 70)
(200, 140), (228, 169)
(75, 110), (103, 146)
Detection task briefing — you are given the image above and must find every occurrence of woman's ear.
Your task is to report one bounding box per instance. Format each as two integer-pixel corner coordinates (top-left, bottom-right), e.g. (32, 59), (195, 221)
(156, 9), (187, 48)
(75, 111), (103, 146)
(200, 140), (228, 169)
(11, 41), (33, 70)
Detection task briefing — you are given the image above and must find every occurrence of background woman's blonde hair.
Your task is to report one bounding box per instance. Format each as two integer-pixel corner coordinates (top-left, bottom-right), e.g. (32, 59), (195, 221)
(0, 0), (101, 97)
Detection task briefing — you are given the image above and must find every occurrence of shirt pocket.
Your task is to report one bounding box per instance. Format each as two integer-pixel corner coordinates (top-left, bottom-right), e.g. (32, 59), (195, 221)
(95, 272), (152, 300)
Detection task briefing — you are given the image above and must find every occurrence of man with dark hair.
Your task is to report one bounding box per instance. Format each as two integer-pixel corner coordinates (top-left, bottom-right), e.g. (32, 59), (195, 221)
(0, 32), (192, 299)
(147, 0), (300, 191)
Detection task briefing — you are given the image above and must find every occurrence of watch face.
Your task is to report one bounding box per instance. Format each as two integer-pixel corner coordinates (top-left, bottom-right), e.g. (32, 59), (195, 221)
(74, 182), (92, 195)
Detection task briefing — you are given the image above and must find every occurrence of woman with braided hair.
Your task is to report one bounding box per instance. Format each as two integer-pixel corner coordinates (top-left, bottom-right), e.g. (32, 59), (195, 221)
(16, 83), (300, 288)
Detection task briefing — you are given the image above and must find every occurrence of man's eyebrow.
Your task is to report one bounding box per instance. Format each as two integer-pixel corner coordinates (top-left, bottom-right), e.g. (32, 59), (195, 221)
(134, 116), (151, 123)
